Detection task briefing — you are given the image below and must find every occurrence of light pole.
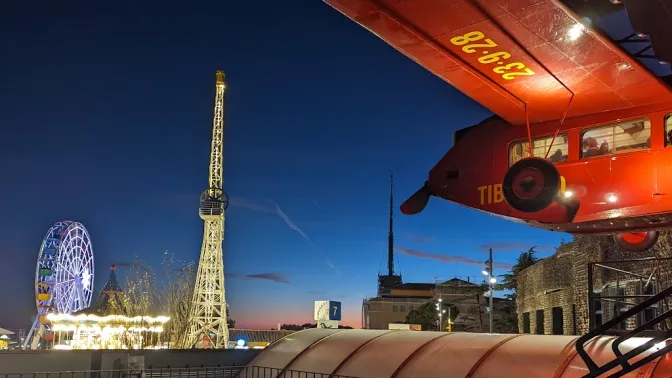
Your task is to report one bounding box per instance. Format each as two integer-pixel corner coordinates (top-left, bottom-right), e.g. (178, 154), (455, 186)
(435, 297), (446, 331)
(482, 248), (496, 333)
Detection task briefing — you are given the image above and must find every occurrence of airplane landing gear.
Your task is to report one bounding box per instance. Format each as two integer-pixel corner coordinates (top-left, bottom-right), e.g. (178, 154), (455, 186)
(614, 231), (659, 252)
(503, 157), (560, 213)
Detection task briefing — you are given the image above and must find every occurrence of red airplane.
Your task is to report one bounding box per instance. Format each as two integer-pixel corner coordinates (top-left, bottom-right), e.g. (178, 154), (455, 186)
(325, 0), (672, 252)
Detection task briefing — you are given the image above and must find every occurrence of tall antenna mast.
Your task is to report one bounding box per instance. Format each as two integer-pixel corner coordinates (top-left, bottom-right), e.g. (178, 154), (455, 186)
(183, 70), (230, 349)
(388, 173), (395, 276)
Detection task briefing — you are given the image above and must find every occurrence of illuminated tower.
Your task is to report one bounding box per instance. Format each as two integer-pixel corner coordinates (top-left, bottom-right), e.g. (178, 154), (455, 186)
(183, 71), (230, 349)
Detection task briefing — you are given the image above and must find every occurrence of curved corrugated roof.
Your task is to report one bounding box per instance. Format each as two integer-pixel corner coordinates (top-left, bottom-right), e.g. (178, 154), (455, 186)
(241, 329), (672, 378)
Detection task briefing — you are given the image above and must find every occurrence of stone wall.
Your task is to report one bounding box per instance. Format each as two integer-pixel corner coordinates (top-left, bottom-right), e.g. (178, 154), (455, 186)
(517, 232), (672, 335)
(517, 241), (577, 335)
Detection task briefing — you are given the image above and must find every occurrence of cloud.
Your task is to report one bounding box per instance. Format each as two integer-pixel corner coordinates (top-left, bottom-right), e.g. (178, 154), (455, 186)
(395, 247), (513, 270)
(227, 272), (291, 284)
(229, 196), (312, 242)
(403, 233), (435, 243)
(264, 198), (311, 242)
(479, 242), (553, 253)
(229, 197), (275, 214)
(325, 259), (341, 275)
(230, 196), (339, 275)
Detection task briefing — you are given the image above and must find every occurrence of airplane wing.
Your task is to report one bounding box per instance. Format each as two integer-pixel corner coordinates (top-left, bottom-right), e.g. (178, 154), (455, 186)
(324, 0), (672, 125)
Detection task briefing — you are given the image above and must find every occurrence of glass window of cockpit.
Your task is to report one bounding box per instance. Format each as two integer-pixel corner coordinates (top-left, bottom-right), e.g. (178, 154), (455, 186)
(581, 118), (651, 159)
(532, 134), (568, 163)
(508, 134), (568, 167)
(509, 142), (528, 167)
(665, 114), (672, 146)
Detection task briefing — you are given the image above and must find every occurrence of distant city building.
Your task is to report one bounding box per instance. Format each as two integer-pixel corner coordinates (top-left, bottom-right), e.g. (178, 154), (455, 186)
(517, 234), (672, 335)
(0, 327), (14, 350)
(362, 277), (505, 331)
(364, 175), (509, 331)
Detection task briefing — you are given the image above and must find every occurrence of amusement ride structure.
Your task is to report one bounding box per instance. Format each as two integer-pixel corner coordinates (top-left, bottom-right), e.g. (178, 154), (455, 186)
(182, 70), (230, 348)
(24, 221), (95, 349)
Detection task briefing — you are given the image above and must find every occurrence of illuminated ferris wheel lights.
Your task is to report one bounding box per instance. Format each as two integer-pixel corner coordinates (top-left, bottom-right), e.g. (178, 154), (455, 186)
(25, 221), (96, 349)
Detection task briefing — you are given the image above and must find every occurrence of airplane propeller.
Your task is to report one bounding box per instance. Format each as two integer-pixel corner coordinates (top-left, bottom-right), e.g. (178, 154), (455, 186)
(400, 182), (431, 215)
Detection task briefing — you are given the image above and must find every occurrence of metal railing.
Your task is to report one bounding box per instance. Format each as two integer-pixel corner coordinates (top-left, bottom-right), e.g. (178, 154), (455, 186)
(0, 367), (359, 378)
(578, 257), (672, 378)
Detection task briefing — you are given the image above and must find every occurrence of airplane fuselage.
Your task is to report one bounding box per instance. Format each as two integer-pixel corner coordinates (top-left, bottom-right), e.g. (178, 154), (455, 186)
(428, 101), (672, 235)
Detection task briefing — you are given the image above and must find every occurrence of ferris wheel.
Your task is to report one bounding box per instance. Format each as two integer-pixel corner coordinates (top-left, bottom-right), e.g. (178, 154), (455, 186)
(24, 221), (95, 349)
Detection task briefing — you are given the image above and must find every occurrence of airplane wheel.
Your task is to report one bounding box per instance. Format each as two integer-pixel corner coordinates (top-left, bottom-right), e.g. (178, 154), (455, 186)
(503, 157), (560, 213)
(613, 231), (659, 252)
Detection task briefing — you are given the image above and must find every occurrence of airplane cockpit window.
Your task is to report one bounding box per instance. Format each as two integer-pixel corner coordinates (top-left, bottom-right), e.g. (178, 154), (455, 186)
(509, 142), (530, 167)
(581, 118), (651, 159)
(508, 134), (569, 167)
(665, 114), (672, 146)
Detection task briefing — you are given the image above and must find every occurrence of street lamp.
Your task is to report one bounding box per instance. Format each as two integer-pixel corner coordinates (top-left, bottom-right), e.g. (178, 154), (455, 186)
(436, 297), (444, 331)
(483, 248), (495, 333)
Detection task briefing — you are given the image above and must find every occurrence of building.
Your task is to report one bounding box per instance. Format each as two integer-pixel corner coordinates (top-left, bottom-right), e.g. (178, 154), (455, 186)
(362, 175), (505, 331)
(363, 283), (433, 329)
(516, 233), (672, 336)
(0, 328), (14, 350)
(362, 277), (494, 331)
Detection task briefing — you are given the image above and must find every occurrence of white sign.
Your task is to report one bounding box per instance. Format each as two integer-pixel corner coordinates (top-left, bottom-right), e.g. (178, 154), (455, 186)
(316, 320), (339, 329)
(314, 301), (330, 321)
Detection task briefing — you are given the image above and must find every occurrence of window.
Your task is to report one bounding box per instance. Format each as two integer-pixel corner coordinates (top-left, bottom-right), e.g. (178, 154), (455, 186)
(581, 118), (650, 158)
(509, 134), (569, 167)
(552, 307), (564, 335)
(593, 292), (603, 328)
(392, 305), (399, 312)
(665, 114), (672, 146)
(613, 287), (628, 330)
(639, 282), (658, 330)
(535, 309), (545, 334)
(399, 305), (406, 313)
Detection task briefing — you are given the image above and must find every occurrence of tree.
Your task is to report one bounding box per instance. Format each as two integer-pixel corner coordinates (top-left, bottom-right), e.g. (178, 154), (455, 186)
(497, 246), (539, 300)
(227, 304), (236, 329)
(121, 256), (157, 317)
(159, 252), (197, 346)
(119, 253), (238, 347)
(279, 324), (306, 331)
(495, 247), (540, 332)
(279, 323), (353, 330)
(406, 301), (459, 331)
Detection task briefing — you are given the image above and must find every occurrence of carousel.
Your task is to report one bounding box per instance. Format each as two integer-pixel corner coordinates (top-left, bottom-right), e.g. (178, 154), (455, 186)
(48, 265), (169, 350)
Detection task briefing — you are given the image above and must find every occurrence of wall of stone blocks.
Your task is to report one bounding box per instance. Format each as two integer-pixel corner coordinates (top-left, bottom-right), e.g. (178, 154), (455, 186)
(518, 231), (672, 336)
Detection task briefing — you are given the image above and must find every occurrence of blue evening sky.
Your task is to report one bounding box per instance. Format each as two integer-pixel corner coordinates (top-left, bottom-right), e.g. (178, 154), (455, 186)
(0, 0), (576, 329)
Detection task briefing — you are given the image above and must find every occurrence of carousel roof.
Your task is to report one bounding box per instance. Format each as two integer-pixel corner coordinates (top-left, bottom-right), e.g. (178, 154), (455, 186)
(102, 264), (123, 293)
(76, 265), (126, 316)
